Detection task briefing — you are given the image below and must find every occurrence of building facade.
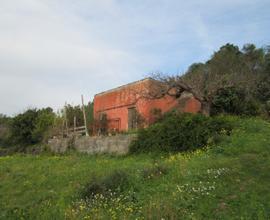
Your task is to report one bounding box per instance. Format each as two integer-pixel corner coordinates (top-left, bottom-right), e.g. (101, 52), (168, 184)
(93, 78), (201, 132)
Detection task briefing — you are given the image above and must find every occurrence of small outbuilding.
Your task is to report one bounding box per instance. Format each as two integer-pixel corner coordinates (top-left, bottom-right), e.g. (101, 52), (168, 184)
(93, 78), (201, 132)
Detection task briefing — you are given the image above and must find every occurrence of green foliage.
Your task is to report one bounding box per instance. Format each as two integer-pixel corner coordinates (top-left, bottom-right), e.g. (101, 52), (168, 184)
(182, 43), (270, 116)
(10, 108), (55, 146)
(10, 109), (39, 145)
(130, 112), (232, 153)
(142, 163), (168, 179)
(32, 108), (55, 142)
(211, 87), (260, 116)
(65, 104), (84, 127)
(85, 102), (94, 128)
(256, 77), (270, 102)
(81, 170), (130, 199)
(266, 101), (270, 115)
(1, 101), (94, 147)
(64, 102), (94, 134)
(0, 114), (12, 146)
(149, 108), (162, 123)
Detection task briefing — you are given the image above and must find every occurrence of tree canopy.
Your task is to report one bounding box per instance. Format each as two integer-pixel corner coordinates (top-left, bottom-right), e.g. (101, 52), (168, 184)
(153, 43), (270, 115)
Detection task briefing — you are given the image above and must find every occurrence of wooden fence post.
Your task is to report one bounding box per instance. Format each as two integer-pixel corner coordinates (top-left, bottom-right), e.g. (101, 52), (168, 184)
(73, 116), (76, 133)
(64, 102), (68, 136)
(81, 95), (89, 136)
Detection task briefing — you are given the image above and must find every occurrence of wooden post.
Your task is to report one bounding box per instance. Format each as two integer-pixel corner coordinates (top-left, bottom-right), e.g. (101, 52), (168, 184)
(62, 120), (65, 137)
(64, 102), (68, 136)
(73, 116), (76, 133)
(81, 95), (89, 136)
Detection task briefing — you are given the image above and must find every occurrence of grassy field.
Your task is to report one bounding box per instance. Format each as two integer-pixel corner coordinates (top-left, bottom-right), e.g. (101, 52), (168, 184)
(0, 117), (270, 219)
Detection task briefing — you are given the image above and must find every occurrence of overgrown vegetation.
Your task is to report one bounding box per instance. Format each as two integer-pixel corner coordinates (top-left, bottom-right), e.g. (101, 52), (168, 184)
(65, 102), (94, 132)
(210, 86), (261, 116)
(186, 43), (270, 115)
(130, 112), (232, 153)
(0, 102), (94, 152)
(9, 108), (55, 146)
(152, 43), (270, 116)
(142, 163), (168, 179)
(81, 170), (131, 199)
(0, 117), (270, 219)
(0, 114), (12, 146)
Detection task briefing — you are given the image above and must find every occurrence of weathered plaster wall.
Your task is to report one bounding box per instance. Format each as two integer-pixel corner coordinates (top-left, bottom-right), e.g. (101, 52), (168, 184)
(178, 91), (201, 113)
(93, 78), (202, 131)
(94, 79), (178, 130)
(48, 134), (136, 155)
(93, 79), (148, 130)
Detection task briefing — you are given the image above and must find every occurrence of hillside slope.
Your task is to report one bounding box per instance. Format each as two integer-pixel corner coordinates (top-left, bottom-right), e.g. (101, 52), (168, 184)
(0, 117), (270, 219)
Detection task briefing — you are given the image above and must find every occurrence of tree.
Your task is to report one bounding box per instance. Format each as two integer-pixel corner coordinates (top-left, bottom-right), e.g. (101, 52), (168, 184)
(32, 108), (55, 142)
(63, 102), (94, 134)
(85, 101), (94, 133)
(149, 73), (211, 115)
(211, 87), (260, 116)
(64, 104), (84, 128)
(86, 102), (94, 122)
(10, 108), (56, 146)
(150, 43), (270, 116)
(10, 109), (39, 145)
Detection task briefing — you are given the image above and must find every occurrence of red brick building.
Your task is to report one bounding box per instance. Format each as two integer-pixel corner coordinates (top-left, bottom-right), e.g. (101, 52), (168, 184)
(93, 78), (201, 132)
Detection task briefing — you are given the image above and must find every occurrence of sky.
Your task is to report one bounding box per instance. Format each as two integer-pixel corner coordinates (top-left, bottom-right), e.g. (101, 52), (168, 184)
(0, 0), (269, 115)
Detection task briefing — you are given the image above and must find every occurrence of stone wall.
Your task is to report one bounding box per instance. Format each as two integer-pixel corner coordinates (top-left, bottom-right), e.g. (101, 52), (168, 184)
(48, 134), (136, 155)
(48, 138), (70, 153)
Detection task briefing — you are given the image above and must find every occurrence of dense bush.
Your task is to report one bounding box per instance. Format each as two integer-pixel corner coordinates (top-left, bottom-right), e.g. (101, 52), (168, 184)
(0, 114), (12, 146)
(1, 103), (94, 148)
(10, 109), (39, 145)
(181, 43), (270, 117)
(10, 108), (55, 146)
(81, 170), (130, 200)
(266, 101), (270, 116)
(32, 108), (55, 142)
(211, 87), (260, 116)
(129, 112), (232, 153)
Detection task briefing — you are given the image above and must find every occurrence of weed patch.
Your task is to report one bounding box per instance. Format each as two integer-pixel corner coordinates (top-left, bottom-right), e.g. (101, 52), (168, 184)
(142, 164), (168, 180)
(81, 170), (130, 200)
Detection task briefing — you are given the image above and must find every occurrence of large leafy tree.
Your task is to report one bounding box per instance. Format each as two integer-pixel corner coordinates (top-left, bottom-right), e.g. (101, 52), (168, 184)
(10, 109), (39, 145)
(10, 108), (55, 145)
(152, 43), (270, 115)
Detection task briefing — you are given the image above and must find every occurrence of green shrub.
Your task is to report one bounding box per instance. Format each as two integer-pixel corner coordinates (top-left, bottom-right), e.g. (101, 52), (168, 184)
(0, 114), (12, 146)
(81, 170), (130, 199)
(10, 108), (55, 146)
(265, 100), (270, 116)
(10, 109), (39, 145)
(211, 87), (260, 116)
(32, 108), (55, 142)
(129, 112), (232, 153)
